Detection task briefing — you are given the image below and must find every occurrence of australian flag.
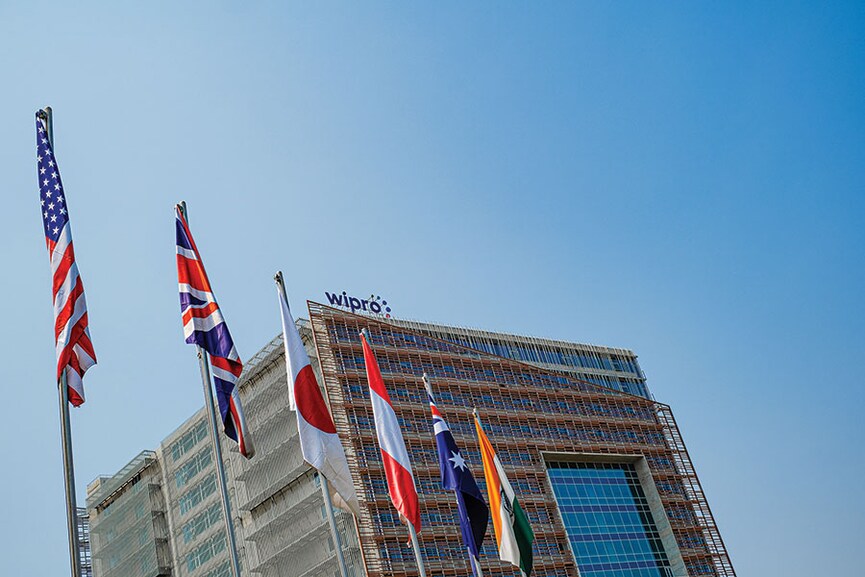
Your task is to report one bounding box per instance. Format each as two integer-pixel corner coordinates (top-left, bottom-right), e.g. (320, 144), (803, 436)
(424, 374), (489, 575)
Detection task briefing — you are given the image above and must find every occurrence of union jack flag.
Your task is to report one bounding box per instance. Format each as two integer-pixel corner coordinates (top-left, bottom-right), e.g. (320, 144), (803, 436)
(175, 205), (254, 458)
(36, 112), (96, 406)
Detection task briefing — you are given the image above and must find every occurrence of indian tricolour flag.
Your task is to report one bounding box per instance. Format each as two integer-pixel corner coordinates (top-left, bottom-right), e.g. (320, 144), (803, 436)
(474, 411), (534, 577)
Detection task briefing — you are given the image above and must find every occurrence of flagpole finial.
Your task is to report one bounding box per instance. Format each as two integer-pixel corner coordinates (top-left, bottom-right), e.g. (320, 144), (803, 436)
(275, 271), (291, 313)
(360, 328), (370, 341)
(422, 373), (433, 397)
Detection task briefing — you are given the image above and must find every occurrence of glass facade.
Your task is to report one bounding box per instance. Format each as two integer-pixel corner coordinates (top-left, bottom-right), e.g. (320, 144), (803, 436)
(397, 319), (653, 398)
(159, 410), (245, 577)
(548, 462), (673, 577)
(178, 474), (218, 515)
(169, 419), (209, 462)
(77, 507), (93, 577)
(86, 451), (172, 577)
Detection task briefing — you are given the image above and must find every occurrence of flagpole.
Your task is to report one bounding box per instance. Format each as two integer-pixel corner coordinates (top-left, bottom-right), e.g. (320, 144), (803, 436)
(42, 106), (83, 577)
(180, 202), (243, 577)
(469, 549), (484, 577)
(274, 272), (351, 577)
(58, 371), (82, 577)
(408, 521), (428, 577)
(321, 476), (351, 577)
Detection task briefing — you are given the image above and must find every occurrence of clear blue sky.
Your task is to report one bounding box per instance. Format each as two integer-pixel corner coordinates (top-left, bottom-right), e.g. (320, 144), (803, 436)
(2, 2), (863, 575)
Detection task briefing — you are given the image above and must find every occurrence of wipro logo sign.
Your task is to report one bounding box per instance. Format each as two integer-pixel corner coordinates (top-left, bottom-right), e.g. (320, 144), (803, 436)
(325, 291), (392, 318)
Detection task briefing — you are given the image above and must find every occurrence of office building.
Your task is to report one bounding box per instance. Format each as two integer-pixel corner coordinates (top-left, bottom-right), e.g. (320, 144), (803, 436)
(219, 319), (364, 577)
(88, 302), (734, 577)
(77, 507), (93, 577)
(86, 419), (253, 577)
(86, 451), (172, 577)
(298, 302), (735, 577)
(158, 409), (252, 577)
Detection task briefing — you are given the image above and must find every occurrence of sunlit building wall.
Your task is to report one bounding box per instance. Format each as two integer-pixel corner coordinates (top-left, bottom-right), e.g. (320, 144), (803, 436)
(304, 302), (735, 577)
(87, 302), (733, 577)
(86, 451), (172, 577)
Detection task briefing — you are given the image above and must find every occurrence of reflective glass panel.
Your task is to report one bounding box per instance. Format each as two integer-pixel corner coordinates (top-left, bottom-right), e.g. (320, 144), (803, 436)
(548, 462), (673, 577)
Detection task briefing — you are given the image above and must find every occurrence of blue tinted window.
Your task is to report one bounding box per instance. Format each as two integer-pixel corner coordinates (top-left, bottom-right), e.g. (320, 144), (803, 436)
(548, 462), (673, 577)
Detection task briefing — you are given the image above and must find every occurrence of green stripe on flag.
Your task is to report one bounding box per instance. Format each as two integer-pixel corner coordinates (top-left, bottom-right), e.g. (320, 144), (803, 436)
(512, 496), (534, 576)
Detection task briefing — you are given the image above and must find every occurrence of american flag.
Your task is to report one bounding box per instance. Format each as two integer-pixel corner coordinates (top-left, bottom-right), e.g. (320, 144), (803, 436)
(175, 205), (254, 458)
(36, 112), (96, 406)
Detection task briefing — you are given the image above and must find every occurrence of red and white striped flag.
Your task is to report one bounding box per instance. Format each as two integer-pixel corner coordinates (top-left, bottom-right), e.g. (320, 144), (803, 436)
(277, 280), (359, 515)
(361, 331), (420, 533)
(36, 112), (96, 405)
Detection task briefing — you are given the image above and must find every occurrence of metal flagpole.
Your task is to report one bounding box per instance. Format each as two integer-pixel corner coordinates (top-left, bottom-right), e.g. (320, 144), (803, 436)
(408, 521), (428, 577)
(469, 548), (484, 577)
(470, 407), (486, 577)
(58, 371), (82, 577)
(274, 272), (351, 577)
(43, 106), (83, 577)
(179, 202), (243, 577)
(321, 476), (351, 577)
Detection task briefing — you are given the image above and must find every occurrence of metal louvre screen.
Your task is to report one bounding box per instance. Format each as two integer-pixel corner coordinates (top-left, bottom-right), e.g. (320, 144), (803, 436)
(87, 452), (172, 577)
(308, 302), (735, 577)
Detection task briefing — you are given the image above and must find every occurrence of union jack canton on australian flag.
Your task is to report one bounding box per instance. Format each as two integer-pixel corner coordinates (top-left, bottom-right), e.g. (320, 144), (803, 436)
(175, 205), (254, 458)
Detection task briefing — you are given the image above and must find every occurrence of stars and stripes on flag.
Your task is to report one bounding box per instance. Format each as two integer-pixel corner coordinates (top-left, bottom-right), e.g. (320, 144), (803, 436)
(175, 205), (254, 458)
(474, 412), (534, 577)
(36, 112), (96, 406)
(361, 330), (421, 533)
(424, 375), (488, 575)
(277, 279), (360, 515)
